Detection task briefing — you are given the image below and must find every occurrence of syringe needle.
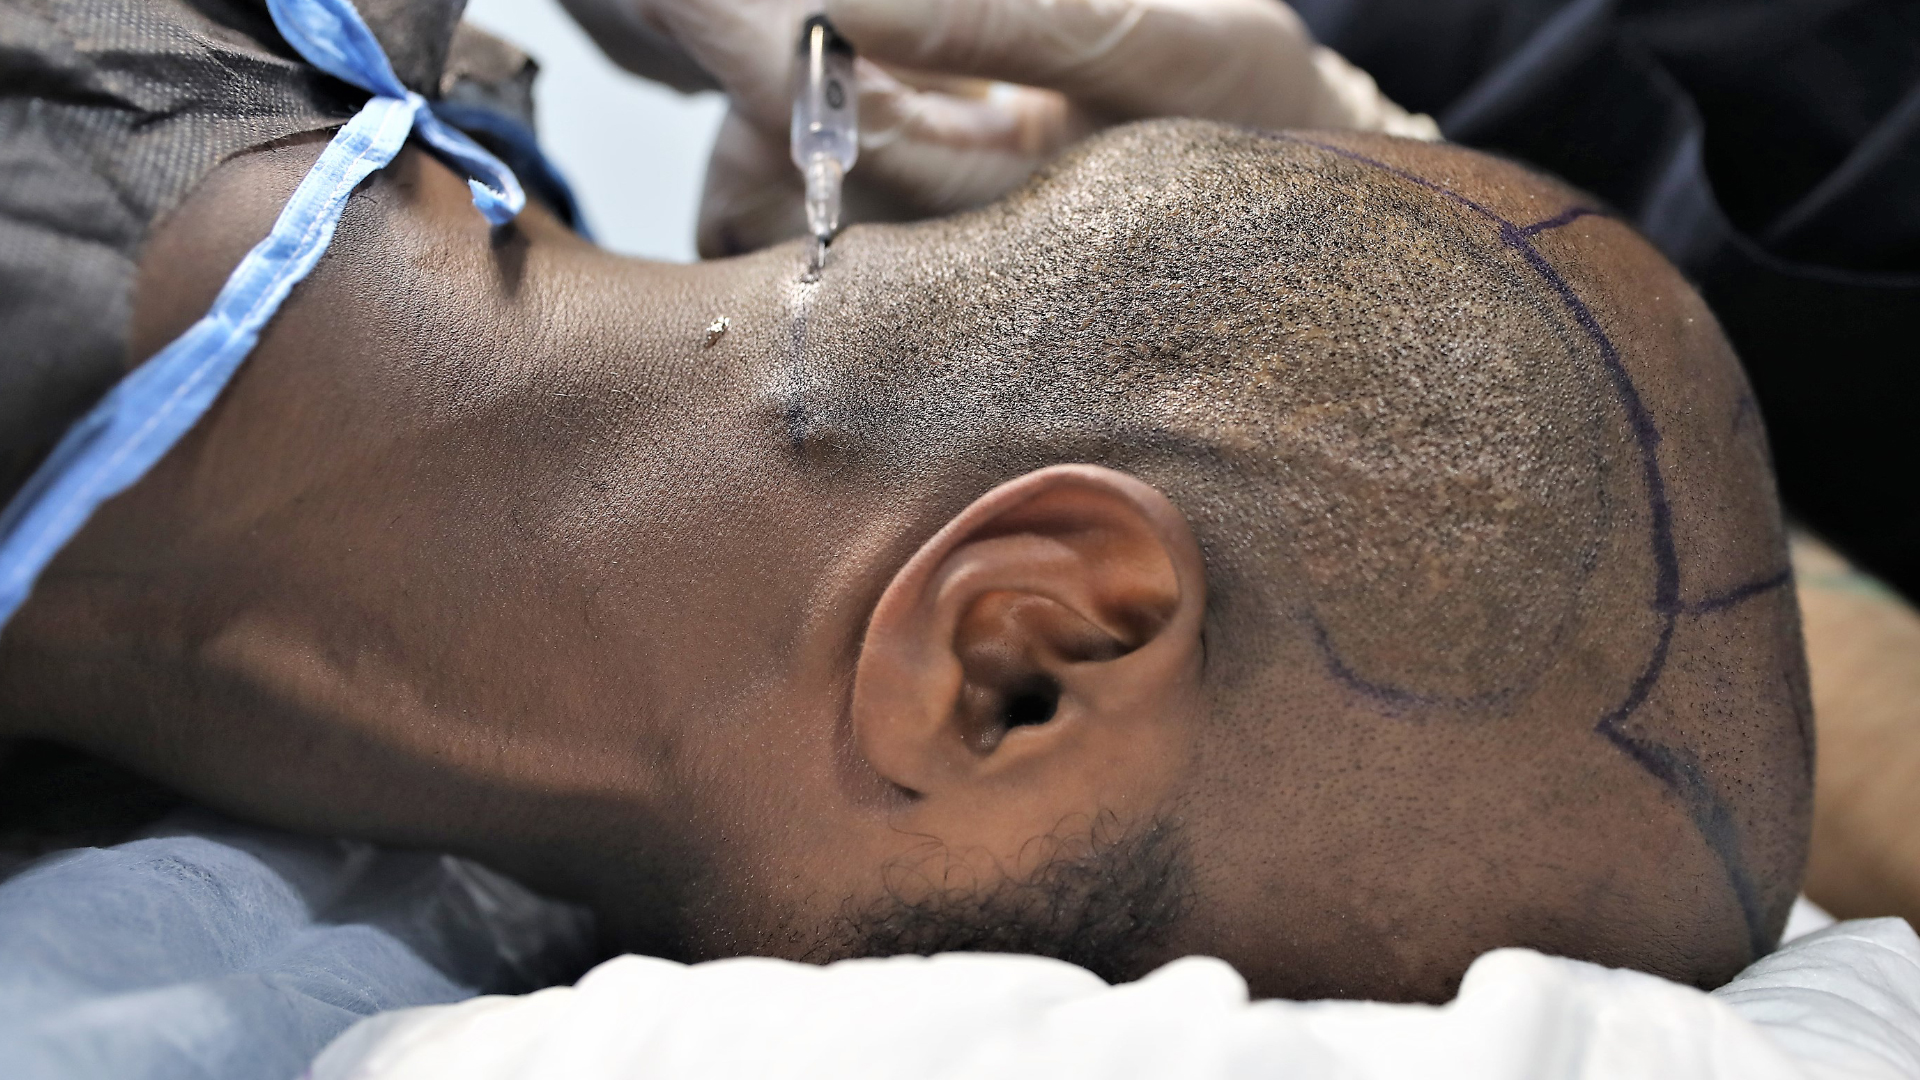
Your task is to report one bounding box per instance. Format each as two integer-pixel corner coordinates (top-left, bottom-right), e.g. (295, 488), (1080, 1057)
(791, 14), (857, 260)
(802, 153), (844, 247)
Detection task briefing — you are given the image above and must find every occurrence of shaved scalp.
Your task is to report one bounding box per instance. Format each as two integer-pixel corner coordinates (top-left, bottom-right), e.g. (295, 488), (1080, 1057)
(795, 120), (1809, 998)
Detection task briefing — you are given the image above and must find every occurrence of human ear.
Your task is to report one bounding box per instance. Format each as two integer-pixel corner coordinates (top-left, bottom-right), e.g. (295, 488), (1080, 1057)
(851, 465), (1207, 802)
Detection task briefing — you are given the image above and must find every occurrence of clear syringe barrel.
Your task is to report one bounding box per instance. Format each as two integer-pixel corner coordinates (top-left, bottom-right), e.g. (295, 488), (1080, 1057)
(790, 13), (857, 242)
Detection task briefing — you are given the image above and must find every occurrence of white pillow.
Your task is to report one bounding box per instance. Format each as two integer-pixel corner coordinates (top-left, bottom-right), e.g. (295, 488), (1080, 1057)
(311, 917), (1920, 1080)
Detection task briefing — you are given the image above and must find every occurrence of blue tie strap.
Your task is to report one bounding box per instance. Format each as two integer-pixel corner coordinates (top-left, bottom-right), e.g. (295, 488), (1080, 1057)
(0, 0), (527, 628)
(270, 0), (525, 223)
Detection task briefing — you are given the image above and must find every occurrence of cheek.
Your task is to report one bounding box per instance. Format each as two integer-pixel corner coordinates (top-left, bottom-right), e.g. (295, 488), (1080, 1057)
(664, 680), (900, 960)
(860, 703), (1194, 912)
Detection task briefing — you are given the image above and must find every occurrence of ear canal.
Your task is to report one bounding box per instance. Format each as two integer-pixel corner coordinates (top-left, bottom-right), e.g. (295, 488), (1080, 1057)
(1004, 677), (1060, 729)
(950, 596), (1080, 753)
(964, 672), (1062, 753)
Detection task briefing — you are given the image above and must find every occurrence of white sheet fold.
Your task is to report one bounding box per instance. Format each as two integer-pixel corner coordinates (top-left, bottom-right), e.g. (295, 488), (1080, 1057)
(311, 917), (1920, 1080)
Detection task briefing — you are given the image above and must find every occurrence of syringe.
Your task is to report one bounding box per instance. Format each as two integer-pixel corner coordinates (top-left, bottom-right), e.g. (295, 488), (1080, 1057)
(790, 13), (857, 272)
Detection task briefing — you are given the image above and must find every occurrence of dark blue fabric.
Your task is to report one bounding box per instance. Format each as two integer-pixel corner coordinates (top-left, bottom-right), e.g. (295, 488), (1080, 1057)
(433, 100), (594, 239)
(1295, 0), (1920, 600)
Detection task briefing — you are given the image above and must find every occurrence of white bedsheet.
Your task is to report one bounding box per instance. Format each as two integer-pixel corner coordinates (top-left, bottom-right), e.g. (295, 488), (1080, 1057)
(310, 917), (1920, 1080)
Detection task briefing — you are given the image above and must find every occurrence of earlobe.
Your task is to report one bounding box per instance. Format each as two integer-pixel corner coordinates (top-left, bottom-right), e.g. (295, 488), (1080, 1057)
(850, 465), (1207, 798)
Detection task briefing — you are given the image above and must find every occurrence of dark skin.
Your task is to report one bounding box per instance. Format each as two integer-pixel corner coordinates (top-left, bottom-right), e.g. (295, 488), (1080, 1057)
(2, 132), (1206, 965)
(0, 122), (1820, 1000)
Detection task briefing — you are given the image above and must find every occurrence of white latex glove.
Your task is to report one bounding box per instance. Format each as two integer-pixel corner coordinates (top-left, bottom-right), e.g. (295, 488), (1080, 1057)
(558, 0), (1438, 257)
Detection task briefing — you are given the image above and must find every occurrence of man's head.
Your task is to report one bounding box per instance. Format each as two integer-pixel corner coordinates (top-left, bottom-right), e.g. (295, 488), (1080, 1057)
(664, 120), (1809, 1000)
(2, 120), (1809, 1001)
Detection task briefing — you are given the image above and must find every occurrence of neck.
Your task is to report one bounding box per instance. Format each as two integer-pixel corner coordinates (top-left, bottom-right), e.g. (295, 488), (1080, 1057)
(0, 142), (797, 936)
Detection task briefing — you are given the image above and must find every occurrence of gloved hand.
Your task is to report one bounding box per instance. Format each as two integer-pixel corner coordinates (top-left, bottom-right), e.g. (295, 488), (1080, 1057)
(558, 0), (1438, 257)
